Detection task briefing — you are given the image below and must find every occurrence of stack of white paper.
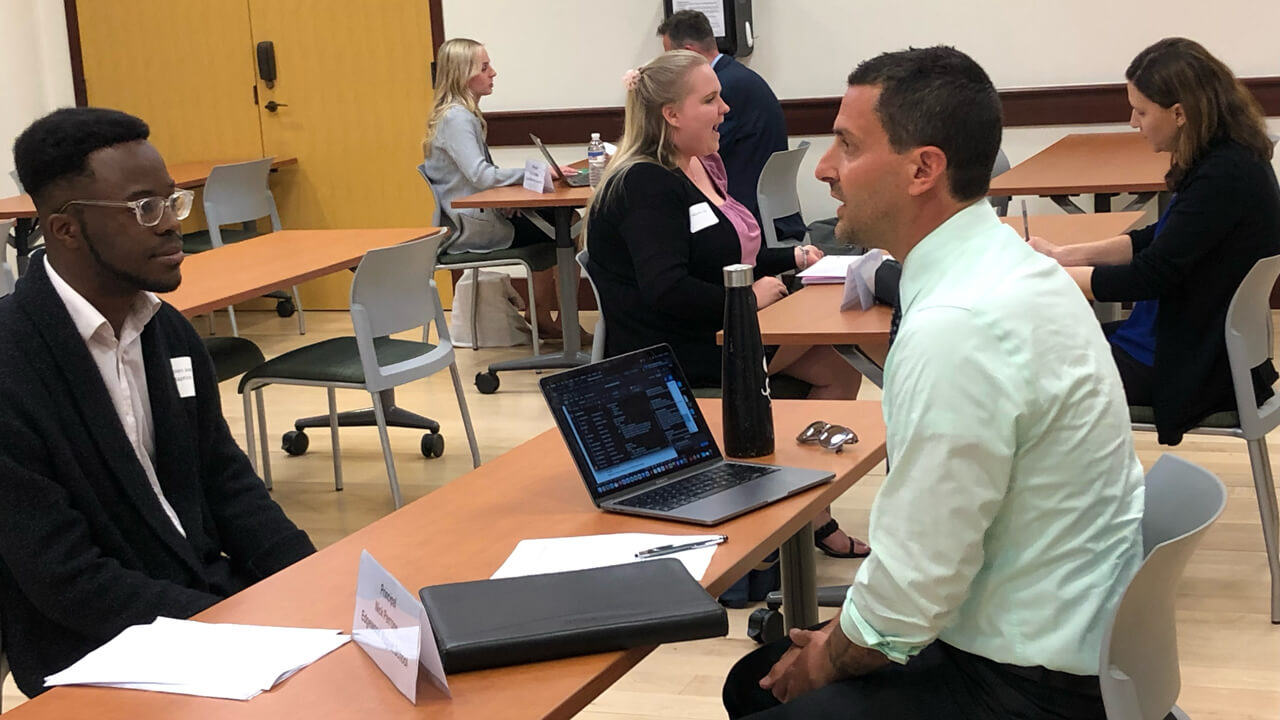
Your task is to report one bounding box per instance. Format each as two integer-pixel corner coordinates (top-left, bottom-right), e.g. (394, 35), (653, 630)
(797, 255), (860, 285)
(490, 533), (724, 581)
(44, 617), (350, 701)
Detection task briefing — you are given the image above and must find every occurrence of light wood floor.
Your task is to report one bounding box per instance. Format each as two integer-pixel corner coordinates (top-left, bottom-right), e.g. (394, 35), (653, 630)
(4, 310), (1279, 718)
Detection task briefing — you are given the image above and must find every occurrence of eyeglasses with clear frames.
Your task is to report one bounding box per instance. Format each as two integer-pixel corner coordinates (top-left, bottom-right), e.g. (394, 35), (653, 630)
(58, 189), (195, 227)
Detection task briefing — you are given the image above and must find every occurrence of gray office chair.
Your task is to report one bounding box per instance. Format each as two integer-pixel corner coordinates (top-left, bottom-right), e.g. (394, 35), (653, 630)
(0, 220), (15, 297)
(6, 171), (42, 275)
(182, 158), (305, 337)
(239, 229), (480, 508)
(988, 148), (1012, 216)
(757, 141), (811, 249)
(1100, 454), (1225, 720)
(1130, 254), (1280, 623)
(416, 163), (555, 357)
(574, 249), (606, 362)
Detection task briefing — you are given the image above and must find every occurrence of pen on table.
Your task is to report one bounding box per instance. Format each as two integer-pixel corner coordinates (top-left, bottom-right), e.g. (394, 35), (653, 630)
(1021, 199), (1031, 242)
(635, 535), (728, 559)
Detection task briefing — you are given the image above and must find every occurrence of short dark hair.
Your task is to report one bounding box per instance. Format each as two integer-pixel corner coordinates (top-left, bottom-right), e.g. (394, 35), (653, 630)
(12, 107), (150, 210)
(656, 10), (716, 52)
(848, 47), (1002, 202)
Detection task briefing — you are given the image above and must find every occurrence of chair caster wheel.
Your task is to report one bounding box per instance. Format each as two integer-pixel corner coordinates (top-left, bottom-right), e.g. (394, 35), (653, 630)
(276, 297), (296, 317)
(282, 429), (309, 456)
(746, 608), (784, 644)
(421, 432), (445, 458)
(475, 371), (500, 394)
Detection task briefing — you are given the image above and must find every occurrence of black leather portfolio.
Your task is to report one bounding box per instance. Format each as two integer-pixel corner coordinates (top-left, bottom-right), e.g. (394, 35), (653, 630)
(418, 559), (729, 673)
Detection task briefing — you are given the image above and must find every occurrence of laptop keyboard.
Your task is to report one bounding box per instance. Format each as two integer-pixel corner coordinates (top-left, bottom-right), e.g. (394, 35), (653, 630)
(617, 464), (774, 512)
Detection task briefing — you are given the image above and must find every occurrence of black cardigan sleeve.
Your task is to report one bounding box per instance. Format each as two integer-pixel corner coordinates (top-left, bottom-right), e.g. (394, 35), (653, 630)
(1092, 162), (1250, 303)
(757, 246), (797, 277)
(0, 384), (220, 643)
(615, 164), (730, 331)
(181, 316), (315, 580)
(1127, 222), (1157, 254)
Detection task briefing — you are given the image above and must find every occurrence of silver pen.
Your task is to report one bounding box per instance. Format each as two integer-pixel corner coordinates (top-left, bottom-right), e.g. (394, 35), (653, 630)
(635, 535), (728, 559)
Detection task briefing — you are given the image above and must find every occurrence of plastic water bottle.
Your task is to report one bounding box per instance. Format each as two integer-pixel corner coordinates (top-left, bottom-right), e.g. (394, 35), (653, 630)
(587, 132), (606, 188)
(721, 264), (774, 458)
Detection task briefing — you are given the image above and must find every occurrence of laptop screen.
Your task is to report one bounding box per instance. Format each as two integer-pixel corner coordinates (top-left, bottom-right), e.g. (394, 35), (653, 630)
(539, 345), (723, 501)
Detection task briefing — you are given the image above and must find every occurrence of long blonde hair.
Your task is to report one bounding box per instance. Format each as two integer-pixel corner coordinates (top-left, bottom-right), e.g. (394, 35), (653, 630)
(585, 50), (708, 232)
(423, 38), (487, 157)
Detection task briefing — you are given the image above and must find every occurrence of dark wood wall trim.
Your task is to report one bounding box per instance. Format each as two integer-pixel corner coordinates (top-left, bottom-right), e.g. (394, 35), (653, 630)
(428, 0), (444, 58)
(486, 77), (1280, 147)
(64, 0), (87, 106)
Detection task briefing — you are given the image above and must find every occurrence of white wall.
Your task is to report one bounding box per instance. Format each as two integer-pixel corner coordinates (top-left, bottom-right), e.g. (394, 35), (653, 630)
(444, 0), (1280, 111)
(458, 0), (1280, 226)
(0, 0), (75, 195)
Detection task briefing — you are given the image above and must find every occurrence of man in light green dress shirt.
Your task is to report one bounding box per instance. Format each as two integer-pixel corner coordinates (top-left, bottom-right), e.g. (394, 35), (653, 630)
(722, 47), (1145, 720)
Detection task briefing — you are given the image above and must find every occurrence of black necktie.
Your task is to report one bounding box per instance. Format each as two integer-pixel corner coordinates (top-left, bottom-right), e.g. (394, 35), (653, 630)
(889, 303), (902, 347)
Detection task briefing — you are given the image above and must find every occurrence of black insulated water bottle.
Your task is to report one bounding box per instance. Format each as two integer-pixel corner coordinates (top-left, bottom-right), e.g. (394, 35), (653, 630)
(721, 263), (774, 458)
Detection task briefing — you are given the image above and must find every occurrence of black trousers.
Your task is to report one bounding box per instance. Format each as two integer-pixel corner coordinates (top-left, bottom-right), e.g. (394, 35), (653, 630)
(1102, 321), (1155, 406)
(722, 636), (1108, 720)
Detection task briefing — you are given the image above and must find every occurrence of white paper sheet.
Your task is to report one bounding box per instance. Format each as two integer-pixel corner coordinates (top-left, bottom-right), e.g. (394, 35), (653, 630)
(797, 255), (861, 284)
(44, 617), (349, 701)
(490, 533), (724, 581)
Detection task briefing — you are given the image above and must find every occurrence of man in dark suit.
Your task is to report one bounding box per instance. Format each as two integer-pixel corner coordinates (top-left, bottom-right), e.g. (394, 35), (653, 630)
(658, 9), (807, 242)
(0, 107), (315, 697)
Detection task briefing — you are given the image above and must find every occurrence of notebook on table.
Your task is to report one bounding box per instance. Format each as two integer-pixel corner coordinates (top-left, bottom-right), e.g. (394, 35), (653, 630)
(418, 559), (727, 673)
(539, 344), (833, 526)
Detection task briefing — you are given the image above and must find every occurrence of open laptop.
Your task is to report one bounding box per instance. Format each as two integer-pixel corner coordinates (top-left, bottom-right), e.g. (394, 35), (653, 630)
(529, 133), (592, 187)
(539, 344), (834, 525)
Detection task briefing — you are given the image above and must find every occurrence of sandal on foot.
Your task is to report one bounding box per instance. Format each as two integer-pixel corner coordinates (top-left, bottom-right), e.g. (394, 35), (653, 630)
(814, 519), (871, 558)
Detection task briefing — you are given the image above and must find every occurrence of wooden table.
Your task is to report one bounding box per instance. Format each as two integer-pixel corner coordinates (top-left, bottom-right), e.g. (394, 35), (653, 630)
(160, 227), (439, 317)
(451, 183), (593, 388)
(1, 157), (298, 274)
(5, 399), (886, 720)
(734, 212), (1148, 386)
(988, 132), (1170, 214)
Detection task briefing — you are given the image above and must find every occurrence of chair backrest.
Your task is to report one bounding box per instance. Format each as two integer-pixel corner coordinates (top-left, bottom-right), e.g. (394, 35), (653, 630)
(8, 168), (22, 193)
(575, 249), (606, 362)
(1224, 254), (1280, 439)
(987, 148), (1011, 216)
(0, 219), (15, 296)
(202, 158), (281, 246)
(415, 162), (443, 227)
(756, 141), (810, 249)
(349, 229), (452, 391)
(1099, 454), (1226, 720)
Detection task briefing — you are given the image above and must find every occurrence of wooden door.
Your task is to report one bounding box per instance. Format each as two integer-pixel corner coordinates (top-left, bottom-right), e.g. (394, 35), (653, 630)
(247, 0), (444, 308)
(75, 0), (264, 234)
(74, 1), (443, 310)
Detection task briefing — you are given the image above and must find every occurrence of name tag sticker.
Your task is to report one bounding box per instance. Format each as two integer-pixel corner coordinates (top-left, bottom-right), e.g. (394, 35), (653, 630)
(170, 356), (195, 398)
(688, 202), (718, 233)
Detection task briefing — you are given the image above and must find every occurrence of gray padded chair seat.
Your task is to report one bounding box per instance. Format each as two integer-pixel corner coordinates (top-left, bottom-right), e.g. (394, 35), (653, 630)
(239, 336), (435, 390)
(438, 242), (557, 273)
(202, 336), (266, 383)
(1129, 405), (1240, 429)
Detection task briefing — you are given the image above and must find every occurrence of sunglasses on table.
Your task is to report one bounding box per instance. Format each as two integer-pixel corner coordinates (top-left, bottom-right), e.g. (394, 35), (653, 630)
(58, 189), (195, 227)
(796, 421), (858, 453)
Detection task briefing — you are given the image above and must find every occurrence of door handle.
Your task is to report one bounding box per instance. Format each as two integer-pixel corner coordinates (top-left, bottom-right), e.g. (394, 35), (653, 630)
(264, 101), (289, 113)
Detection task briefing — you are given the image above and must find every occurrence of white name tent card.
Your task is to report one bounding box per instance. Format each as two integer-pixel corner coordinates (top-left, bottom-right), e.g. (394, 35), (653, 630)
(522, 160), (554, 193)
(353, 549), (450, 703)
